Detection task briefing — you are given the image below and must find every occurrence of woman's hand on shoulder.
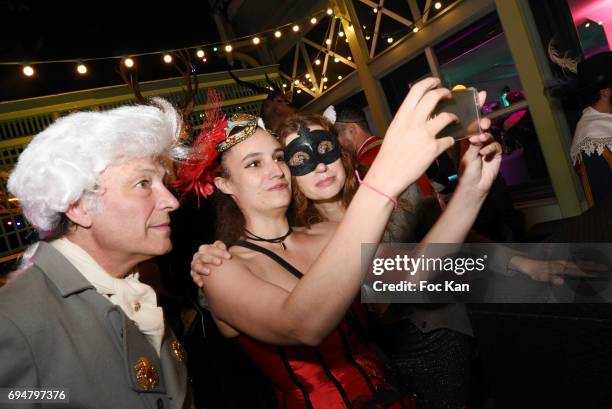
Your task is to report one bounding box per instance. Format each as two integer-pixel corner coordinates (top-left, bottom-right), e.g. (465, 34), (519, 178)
(190, 240), (232, 288)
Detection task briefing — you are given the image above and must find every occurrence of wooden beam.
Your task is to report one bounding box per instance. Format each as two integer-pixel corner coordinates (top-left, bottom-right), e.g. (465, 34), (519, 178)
(280, 72), (316, 97)
(368, 0), (495, 79)
(407, 0), (422, 20)
(290, 44), (300, 94)
(423, 0), (432, 23)
(335, 0), (392, 134)
(299, 40), (320, 94)
(495, 0), (582, 216)
(302, 38), (357, 68)
(319, 15), (338, 93)
(360, 0), (413, 27)
(370, 0), (385, 58)
(382, 6), (413, 27)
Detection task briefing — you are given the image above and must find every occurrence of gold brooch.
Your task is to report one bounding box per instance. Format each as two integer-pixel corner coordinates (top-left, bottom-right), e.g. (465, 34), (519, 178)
(134, 357), (159, 390)
(171, 339), (187, 363)
(217, 113), (259, 153)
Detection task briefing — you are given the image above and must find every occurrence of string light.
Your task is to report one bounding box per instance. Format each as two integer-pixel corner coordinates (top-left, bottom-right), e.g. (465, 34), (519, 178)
(7, 8), (362, 84)
(366, 35), (371, 40)
(387, 37), (393, 43)
(338, 75), (342, 80)
(305, 73), (310, 79)
(22, 65), (34, 77)
(347, 56), (352, 61)
(413, 26), (419, 33)
(297, 89), (302, 94)
(324, 85), (328, 89)
(435, 2), (442, 9)
(373, 7), (378, 13)
(322, 77), (328, 82)
(294, 79), (300, 85)
(282, 83), (287, 88)
(585, 22), (591, 28)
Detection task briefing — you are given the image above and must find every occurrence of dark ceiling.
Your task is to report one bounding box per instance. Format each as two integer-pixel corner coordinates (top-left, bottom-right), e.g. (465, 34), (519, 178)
(0, 0), (334, 102)
(0, 0), (226, 101)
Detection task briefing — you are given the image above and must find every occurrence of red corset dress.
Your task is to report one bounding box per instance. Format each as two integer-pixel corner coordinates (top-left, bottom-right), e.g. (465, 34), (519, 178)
(234, 241), (415, 409)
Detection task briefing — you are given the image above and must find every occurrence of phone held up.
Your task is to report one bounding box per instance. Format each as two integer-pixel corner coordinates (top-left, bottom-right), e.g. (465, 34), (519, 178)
(432, 87), (482, 140)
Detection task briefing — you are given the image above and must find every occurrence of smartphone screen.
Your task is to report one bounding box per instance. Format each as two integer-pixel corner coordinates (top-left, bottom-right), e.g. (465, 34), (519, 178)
(433, 88), (481, 140)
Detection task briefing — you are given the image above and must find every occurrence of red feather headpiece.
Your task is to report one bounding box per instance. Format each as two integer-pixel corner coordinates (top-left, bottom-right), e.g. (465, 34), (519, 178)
(174, 89), (227, 203)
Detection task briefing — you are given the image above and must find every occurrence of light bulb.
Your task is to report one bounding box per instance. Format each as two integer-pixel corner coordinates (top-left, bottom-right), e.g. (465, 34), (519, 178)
(23, 65), (34, 76)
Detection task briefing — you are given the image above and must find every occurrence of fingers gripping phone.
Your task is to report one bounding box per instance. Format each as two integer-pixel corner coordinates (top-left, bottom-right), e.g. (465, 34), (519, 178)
(433, 87), (482, 140)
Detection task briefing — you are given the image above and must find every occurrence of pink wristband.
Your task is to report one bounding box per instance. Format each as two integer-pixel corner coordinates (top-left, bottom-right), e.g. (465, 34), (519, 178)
(355, 170), (399, 210)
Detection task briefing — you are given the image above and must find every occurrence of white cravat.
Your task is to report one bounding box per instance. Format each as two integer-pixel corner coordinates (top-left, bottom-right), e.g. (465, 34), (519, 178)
(571, 107), (612, 164)
(50, 238), (164, 355)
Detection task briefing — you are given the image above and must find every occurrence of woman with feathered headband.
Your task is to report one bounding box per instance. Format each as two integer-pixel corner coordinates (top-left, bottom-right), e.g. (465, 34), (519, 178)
(179, 78), (500, 408)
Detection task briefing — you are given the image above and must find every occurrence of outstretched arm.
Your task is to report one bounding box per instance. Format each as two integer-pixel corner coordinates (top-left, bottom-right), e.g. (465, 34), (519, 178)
(199, 78), (461, 345)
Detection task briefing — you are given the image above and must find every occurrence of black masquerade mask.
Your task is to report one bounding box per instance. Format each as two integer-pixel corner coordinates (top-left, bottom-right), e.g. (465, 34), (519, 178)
(284, 126), (342, 176)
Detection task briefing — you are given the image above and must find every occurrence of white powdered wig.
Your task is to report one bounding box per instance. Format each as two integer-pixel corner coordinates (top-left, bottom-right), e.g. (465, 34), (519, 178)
(8, 97), (184, 232)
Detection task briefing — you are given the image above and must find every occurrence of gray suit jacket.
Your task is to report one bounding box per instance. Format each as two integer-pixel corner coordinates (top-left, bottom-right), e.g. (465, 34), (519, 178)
(0, 242), (194, 409)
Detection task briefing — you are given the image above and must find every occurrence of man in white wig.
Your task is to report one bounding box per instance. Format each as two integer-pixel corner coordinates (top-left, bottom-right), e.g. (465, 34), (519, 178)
(0, 98), (194, 409)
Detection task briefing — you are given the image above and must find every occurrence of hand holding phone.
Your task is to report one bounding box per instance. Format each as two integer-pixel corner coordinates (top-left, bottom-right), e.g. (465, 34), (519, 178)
(432, 87), (482, 140)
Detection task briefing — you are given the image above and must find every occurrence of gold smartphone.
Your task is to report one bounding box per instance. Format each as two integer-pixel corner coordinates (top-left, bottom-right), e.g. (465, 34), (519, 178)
(433, 87), (482, 140)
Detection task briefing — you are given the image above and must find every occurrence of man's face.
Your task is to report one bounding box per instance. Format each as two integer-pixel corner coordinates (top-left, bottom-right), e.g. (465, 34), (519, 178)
(86, 157), (179, 265)
(335, 124), (355, 153)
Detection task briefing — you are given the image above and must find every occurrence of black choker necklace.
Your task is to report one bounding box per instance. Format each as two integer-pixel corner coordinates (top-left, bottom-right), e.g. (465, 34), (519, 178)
(244, 227), (293, 250)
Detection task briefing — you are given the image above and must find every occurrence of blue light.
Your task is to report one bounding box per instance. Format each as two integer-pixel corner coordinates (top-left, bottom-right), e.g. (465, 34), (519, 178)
(501, 92), (510, 107)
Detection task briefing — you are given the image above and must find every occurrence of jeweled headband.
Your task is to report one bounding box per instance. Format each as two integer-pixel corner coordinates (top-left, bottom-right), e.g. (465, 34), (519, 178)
(217, 113), (260, 153)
